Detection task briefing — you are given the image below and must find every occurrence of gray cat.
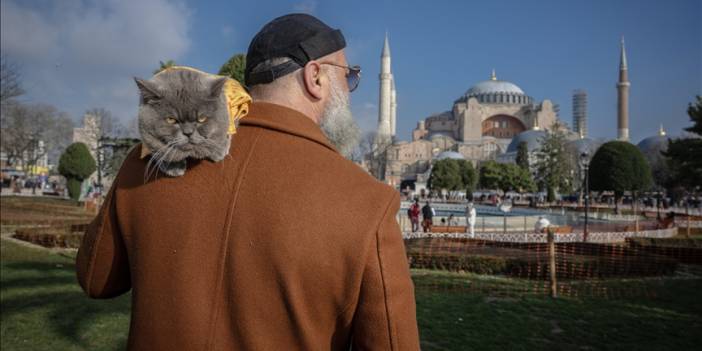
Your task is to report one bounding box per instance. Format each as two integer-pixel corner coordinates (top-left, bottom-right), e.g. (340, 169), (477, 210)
(135, 67), (231, 178)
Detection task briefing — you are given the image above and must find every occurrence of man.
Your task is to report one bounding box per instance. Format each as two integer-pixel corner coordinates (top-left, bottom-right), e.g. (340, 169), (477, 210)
(76, 14), (420, 350)
(421, 201), (434, 233)
(409, 198), (420, 232)
(535, 215), (551, 233)
(465, 202), (477, 238)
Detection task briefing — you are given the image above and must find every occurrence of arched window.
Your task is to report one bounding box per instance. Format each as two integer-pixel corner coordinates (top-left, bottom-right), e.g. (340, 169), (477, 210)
(482, 115), (526, 138)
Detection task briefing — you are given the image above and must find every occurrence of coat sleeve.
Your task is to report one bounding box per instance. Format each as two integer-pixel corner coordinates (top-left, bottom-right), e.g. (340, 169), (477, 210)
(351, 192), (420, 350)
(75, 172), (131, 299)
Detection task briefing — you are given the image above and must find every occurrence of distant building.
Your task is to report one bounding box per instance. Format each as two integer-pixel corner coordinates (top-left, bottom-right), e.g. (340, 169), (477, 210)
(381, 67), (565, 189)
(572, 89), (587, 137)
(72, 112), (100, 184)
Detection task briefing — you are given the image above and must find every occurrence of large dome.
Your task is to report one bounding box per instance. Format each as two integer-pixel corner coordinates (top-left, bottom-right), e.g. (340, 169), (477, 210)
(460, 71), (532, 105)
(506, 129), (546, 153)
(466, 80), (525, 96)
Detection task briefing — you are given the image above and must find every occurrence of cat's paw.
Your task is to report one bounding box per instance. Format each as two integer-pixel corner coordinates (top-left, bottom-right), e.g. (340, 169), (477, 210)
(159, 160), (187, 177)
(210, 149), (229, 162)
(209, 138), (231, 162)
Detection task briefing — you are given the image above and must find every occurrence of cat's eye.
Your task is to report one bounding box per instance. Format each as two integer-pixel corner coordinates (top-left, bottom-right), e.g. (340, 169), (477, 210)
(166, 117), (177, 124)
(197, 115), (208, 123)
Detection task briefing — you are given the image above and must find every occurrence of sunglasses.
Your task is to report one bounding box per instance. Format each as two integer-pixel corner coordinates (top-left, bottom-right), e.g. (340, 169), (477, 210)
(320, 62), (362, 92)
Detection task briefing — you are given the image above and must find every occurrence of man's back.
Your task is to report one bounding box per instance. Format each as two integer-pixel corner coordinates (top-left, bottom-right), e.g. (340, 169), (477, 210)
(76, 102), (420, 350)
(421, 205), (433, 220)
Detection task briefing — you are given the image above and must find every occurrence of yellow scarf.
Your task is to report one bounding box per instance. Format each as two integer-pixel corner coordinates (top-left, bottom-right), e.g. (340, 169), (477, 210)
(140, 66), (251, 159)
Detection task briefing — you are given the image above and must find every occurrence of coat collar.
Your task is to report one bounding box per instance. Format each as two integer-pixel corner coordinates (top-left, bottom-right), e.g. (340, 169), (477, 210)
(240, 102), (339, 154)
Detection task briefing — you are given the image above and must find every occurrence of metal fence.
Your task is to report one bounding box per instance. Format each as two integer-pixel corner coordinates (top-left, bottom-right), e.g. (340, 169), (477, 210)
(405, 227), (701, 299)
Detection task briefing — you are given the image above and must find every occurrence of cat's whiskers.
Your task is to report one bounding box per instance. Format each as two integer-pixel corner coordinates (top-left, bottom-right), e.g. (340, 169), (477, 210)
(154, 144), (178, 179)
(144, 140), (178, 182)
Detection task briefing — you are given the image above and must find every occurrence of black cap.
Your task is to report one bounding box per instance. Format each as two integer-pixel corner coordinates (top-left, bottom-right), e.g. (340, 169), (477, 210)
(245, 14), (346, 86)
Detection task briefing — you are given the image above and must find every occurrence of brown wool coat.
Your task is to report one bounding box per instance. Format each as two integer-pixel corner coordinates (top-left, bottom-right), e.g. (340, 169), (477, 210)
(76, 102), (420, 350)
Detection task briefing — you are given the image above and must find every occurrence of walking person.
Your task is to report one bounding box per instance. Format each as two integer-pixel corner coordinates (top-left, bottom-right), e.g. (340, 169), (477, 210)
(422, 201), (435, 233)
(409, 198), (421, 232)
(465, 202), (477, 238)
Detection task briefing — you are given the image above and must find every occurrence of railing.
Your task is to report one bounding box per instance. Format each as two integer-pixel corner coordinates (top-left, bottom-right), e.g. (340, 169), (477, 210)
(402, 227), (678, 243)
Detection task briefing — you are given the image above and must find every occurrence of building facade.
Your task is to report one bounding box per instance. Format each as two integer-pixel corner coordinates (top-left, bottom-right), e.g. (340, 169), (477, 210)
(383, 69), (562, 189)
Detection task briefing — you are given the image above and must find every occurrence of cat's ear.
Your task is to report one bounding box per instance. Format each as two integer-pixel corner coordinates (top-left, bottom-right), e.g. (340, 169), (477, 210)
(134, 77), (162, 105)
(208, 77), (228, 100)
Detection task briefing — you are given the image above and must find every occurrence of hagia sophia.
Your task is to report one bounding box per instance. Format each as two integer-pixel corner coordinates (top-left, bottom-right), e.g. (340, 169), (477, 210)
(365, 36), (671, 193)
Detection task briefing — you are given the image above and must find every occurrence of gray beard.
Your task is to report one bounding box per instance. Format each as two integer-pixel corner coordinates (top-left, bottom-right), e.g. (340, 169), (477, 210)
(320, 78), (360, 158)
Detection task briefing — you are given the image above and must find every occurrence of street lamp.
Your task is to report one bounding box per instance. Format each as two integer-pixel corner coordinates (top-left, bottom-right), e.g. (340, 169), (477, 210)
(579, 151), (591, 242)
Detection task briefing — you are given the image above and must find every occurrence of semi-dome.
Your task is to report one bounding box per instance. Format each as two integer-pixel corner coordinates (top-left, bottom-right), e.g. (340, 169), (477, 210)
(506, 129), (547, 153)
(637, 126), (671, 155)
(434, 151), (465, 160)
(461, 70), (532, 105)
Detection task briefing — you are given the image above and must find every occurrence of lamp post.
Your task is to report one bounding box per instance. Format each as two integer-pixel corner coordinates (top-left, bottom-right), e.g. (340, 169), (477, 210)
(579, 152), (590, 242)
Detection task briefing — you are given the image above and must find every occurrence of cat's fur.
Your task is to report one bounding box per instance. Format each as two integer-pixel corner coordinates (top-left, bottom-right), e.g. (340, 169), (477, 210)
(135, 68), (231, 178)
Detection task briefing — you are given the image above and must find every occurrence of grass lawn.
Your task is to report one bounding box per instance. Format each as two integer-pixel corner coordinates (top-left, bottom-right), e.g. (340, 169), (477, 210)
(1, 240), (130, 351)
(413, 269), (702, 350)
(2, 240), (701, 350)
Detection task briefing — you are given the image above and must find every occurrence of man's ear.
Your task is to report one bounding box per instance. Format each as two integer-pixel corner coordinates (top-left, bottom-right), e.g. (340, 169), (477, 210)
(134, 78), (162, 105)
(302, 61), (324, 100)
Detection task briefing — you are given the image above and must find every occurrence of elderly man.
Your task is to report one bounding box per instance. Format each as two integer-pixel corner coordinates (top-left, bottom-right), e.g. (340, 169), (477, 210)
(76, 14), (420, 350)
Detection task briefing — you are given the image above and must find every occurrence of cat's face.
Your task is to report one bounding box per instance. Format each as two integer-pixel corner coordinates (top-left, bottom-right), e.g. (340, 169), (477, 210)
(135, 69), (231, 164)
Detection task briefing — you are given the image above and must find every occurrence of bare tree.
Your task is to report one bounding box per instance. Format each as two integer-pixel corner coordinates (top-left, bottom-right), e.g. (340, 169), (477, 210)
(352, 131), (392, 180)
(0, 55), (24, 107)
(0, 103), (72, 188)
(80, 107), (131, 190)
(45, 112), (76, 165)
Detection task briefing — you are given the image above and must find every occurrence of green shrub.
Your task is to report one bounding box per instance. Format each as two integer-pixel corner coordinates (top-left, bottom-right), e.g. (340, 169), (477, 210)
(58, 142), (96, 200)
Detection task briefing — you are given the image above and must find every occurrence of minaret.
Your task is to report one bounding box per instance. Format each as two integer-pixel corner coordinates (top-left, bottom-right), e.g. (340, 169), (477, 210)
(617, 37), (630, 141)
(390, 78), (397, 138)
(376, 33), (393, 144)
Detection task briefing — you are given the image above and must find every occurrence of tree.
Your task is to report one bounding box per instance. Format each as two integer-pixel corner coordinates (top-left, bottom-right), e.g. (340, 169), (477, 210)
(354, 131), (392, 180)
(0, 55), (24, 107)
(479, 160), (535, 197)
(515, 141), (530, 170)
(457, 159), (478, 199)
(479, 160), (502, 191)
(81, 107), (128, 186)
(154, 60), (177, 74)
(428, 159), (462, 195)
(533, 122), (574, 202)
(664, 96), (702, 190)
(101, 138), (140, 178)
(0, 103), (73, 180)
(58, 143), (96, 200)
(218, 54), (246, 85)
(589, 141), (653, 214)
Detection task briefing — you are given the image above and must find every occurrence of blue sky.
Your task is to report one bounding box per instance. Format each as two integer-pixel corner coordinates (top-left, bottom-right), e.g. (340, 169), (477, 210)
(2, 0), (700, 143)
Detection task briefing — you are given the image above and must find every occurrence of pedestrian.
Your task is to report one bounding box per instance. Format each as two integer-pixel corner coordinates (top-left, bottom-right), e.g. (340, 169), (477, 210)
(422, 201), (434, 232)
(409, 198), (421, 232)
(76, 13), (419, 350)
(535, 216), (551, 233)
(465, 202), (477, 238)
